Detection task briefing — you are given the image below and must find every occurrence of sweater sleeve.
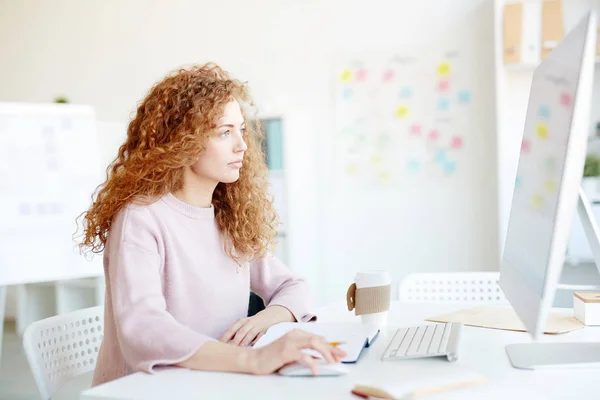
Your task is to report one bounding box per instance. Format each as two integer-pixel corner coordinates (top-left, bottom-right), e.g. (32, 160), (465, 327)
(107, 207), (214, 373)
(249, 253), (317, 322)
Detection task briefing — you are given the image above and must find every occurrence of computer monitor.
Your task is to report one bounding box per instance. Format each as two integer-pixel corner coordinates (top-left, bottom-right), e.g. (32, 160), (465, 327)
(499, 10), (600, 369)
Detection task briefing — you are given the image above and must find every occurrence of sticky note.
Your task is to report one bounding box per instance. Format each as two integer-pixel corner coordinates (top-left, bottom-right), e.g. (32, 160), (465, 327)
(437, 98), (450, 111)
(399, 87), (413, 98)
(395, 105), (409, 118)
(378, 171), (391, 185)
(544, 180), (557, 192)
(340, 69), (353, 82)
(457, 91), (471, 104)
(536, 123), (548, 139)
(410, 124), (421, 135)
(444, 161), (456, 174)
(437, 62), (451, 76)
(407, 160), (421, 172)
(560, 93), (572, 107)
(521, 139), (531, 153)
(515, 176), (521, 188)
(437, 80), (449, 92)
(538, 105), (551, 119)
(435, 149), (446, 164)
(450, 136), (463, 149)
(370, 154), (383, 165)
(343, 87), (353, 99)
(428, 129), (440, 141)
(531, 194), (545, 209)
(383, 69), (394, 82)
(545, 157), (556, 171)
(356, 69), (368, 82)
(346, 164), (359, 175)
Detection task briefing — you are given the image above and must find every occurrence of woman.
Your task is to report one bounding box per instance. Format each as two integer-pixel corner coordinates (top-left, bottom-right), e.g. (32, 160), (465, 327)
(78, 63), (345, 386)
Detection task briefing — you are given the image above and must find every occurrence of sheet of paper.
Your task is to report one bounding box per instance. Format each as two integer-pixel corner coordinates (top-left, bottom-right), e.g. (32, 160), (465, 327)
(253, 322), (379, 363)
(426, 306), (584, 334)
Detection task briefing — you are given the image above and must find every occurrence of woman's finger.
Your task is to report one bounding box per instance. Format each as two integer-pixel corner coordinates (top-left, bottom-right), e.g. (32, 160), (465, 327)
(230, 322), (254, 346)
(220, 318), (247, 342)
(300, 336), (337, 364)
(250, 331), (266, 346)
(299, 353), (319, 376)
(239, 327), (262, 347)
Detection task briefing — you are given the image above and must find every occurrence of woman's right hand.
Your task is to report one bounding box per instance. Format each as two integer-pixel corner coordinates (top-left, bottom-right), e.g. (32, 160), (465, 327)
(247, 329), (347, 376)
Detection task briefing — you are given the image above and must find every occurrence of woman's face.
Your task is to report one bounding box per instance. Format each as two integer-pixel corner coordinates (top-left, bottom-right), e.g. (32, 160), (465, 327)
(191, 99), (248, 185)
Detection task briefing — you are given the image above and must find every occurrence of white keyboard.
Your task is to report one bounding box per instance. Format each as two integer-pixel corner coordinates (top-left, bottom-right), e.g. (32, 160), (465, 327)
(381, 322), (462, 362)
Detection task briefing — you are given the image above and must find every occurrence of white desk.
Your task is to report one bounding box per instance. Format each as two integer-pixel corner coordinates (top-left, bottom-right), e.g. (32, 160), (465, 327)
(80, 301), (600, 400)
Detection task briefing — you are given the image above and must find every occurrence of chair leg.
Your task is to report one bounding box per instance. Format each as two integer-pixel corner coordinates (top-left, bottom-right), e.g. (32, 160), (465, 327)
(0, 285), (7, 367)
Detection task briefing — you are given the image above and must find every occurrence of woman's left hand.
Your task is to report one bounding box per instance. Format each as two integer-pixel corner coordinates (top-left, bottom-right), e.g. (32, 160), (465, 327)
(220, 305), (295, 347)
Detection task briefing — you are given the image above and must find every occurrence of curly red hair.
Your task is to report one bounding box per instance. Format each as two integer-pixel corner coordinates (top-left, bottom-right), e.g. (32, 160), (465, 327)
(78, 63), (278, 263)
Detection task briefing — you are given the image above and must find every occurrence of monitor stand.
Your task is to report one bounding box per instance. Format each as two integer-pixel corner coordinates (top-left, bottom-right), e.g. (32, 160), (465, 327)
(506, 187), (600, 369)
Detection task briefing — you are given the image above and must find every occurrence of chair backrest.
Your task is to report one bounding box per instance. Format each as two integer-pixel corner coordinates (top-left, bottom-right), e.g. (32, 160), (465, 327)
(398, 272), (509, 305)
(22, 306), (104, 400)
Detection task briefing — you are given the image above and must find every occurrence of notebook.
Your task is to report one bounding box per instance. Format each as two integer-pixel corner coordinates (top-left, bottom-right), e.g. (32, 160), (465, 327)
(351, 364), (487, 399)
(252, 322), (379, 363)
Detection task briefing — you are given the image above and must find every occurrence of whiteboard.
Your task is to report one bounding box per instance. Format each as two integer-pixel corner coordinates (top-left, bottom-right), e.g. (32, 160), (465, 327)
(0, 102), (104, 285)
(333, 49), (474, 189)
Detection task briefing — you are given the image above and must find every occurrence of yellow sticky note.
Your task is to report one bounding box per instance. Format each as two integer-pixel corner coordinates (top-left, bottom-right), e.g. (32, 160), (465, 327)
(437, 63), (450, 76)
(346, 163), (359, 175)
(395, 105), (409, 118)
(370, 154), (383, 166)
(536, 123), (548, 139)
(340, 69), (353, 82)
(531, 194), (545, 209)
(378, 171), (391, 185)
(544, 180), (557, 192)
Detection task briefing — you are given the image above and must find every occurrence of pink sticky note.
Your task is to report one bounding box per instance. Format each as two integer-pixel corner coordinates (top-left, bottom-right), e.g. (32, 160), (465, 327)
(521, 139), (531, 153)
(356, 69), (368, 82)
(410, 124), (422, 135)
(560, 93), (572, 107)
(437, 80), (449, 92)
(428, 129), (440, 141)
(383, 69), (394, 82)
(450, 136), (463, 149)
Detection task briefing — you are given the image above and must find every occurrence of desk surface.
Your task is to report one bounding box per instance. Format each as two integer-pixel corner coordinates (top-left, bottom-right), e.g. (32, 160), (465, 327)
(81, 301), (600, 400)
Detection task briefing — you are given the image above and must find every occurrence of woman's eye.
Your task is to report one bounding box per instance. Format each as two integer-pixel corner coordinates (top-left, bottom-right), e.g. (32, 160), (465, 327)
(220, 130), (230, 137)
(240, 128), (246, 135)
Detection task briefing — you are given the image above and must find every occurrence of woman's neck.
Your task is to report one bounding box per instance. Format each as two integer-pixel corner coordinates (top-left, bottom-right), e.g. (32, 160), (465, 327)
(173, 171), (217, 208)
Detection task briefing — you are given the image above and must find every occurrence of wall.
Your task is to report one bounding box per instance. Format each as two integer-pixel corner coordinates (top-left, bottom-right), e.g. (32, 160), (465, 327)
(0, 0), (498, 307)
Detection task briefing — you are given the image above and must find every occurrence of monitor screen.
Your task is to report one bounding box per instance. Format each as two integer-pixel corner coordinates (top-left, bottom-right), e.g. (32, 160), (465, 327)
(503, 63), (579, 299)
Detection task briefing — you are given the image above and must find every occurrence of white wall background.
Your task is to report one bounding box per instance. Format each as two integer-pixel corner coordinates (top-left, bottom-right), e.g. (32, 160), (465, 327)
(0, 0), (499, 307)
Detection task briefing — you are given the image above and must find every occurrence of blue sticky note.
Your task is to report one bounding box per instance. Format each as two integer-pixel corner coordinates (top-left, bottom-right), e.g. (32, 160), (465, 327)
(515, 176), (521, 188)
(457, 91), (471, 104)
(435, 149), (446, 164)
(343, 87), (353, 99)
(407, 159), (421, 172)
(437, 98), (450, 111)
(538, 105), (551, 119)
(400, 87), (413, 99)
(444, 161), (456, 174)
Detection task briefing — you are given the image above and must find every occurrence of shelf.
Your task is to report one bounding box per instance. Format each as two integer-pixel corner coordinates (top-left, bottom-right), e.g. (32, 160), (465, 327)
(503, 56), (600, 72)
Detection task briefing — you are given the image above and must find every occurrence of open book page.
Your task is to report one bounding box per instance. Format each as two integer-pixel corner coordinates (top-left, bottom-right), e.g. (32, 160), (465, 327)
(426, 306), (584, 334)
(252, 322), (379, 362)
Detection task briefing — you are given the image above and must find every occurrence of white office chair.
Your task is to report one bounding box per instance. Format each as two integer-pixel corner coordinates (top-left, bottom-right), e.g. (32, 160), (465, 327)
(398, 272), (509, 305)
(22, 306), (104, 400)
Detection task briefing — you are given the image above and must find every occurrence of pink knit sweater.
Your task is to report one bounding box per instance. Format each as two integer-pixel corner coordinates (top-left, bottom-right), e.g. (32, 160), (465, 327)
(92, 193), (316, 386)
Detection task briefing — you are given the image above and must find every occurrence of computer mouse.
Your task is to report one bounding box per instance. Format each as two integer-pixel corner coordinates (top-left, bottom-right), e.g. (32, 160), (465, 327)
(277, 359), (350, 377)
